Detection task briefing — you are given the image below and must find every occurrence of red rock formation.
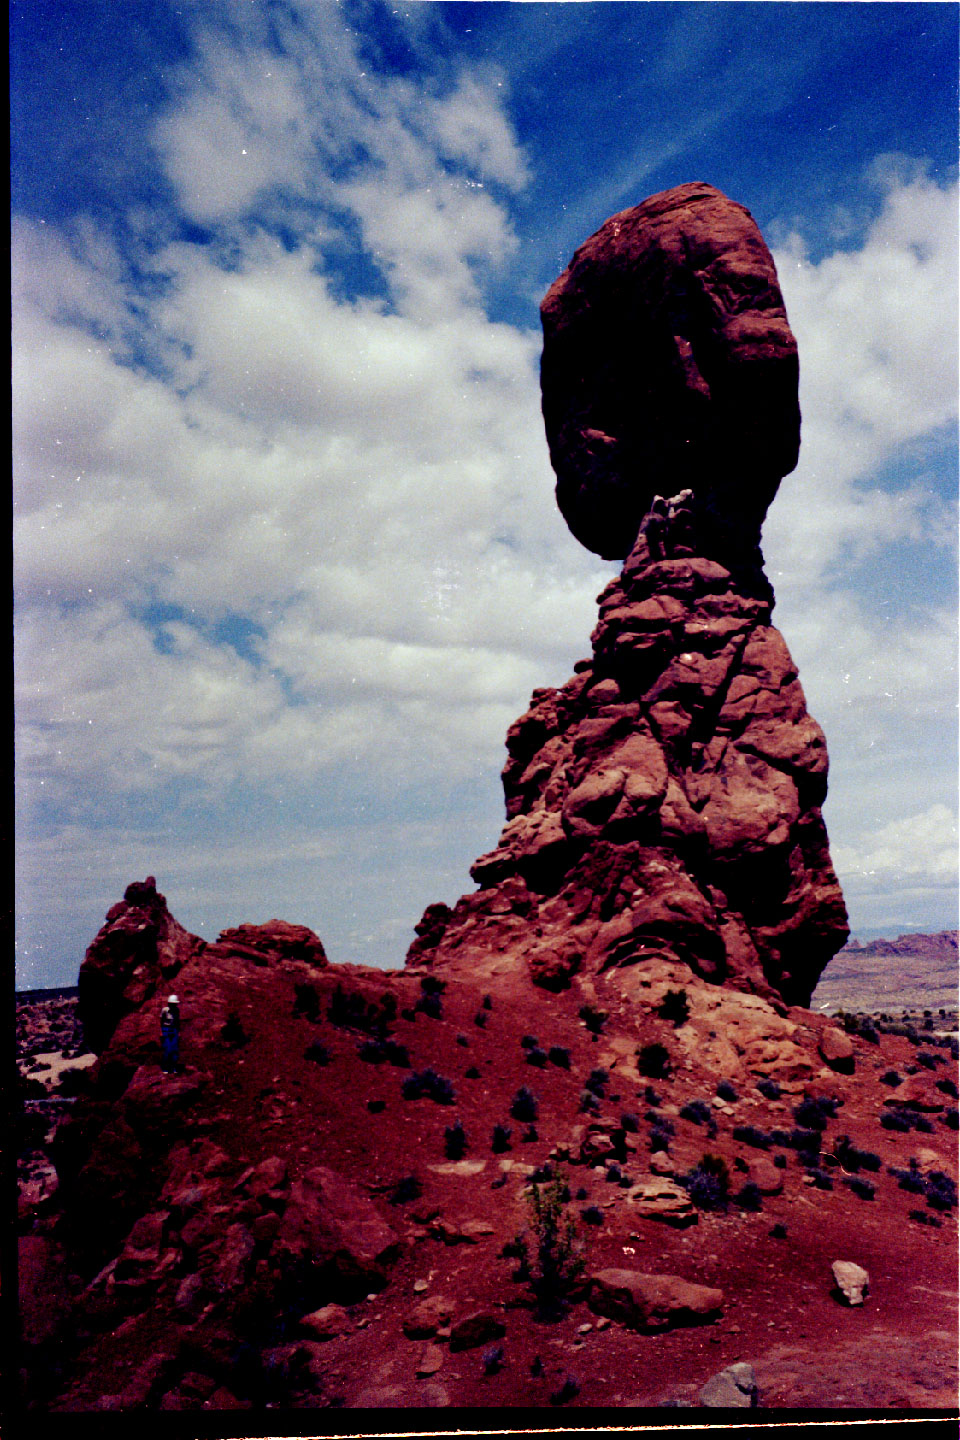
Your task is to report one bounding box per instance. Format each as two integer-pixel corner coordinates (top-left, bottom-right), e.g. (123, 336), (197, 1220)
(540, 181), (800, 591)
(408, 183), (847, 1007)
(407, 536), (847, 1007)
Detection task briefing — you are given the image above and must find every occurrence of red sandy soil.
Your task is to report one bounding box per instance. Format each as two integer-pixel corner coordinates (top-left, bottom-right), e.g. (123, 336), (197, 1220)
(18, 942), (958, 1413)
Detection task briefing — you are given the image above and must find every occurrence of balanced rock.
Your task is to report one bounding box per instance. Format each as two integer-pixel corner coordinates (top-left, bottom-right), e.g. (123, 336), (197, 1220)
(407, 186), (847, 1009)
(540, 181), (800, 587)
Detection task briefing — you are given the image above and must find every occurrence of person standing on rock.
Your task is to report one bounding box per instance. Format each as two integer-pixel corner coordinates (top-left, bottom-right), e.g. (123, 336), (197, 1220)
(160, 994), (180, 1073)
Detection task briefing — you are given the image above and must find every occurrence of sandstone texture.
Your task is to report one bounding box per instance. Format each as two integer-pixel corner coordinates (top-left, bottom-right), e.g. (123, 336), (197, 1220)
(407, 540), (847, 1007)
(540, 181), (800, 587)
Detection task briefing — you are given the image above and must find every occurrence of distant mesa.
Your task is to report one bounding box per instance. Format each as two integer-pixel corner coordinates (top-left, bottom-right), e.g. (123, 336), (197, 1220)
(540, 181), (800, 594)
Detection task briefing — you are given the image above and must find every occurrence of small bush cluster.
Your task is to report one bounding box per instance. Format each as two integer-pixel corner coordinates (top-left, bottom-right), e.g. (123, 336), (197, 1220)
(879, 1070), (903, 1087)
(935, 1077), (959, 1098)
(510, 1087), (539, 1122)
(583, 1068), (609, 1098)
(943, 1108), (959, 1130)
(304, 1040), (331, 1065)
(579, 1089), (601, 1115)
(328, 983), (398, 1035)
(831, 1135), (881, 1173)
(733, 1181), (764, 1212)
(793, 1096), (840, 1131)
(473, 1010), (488, 1028)
(525, 1046), (549, 1068)
(389, 1174), (422, 1205)
(358, 1037), (411, 1067)
(579, 1004), (607, 1035)
(909, 1208), (942, 1227)
(658, 988), (690, 1027)
(620, 1112), (639, 1133)
(292, 982), (322, 1022)
(465, 1066), (481, 1079)
(756, 1078), (781, 1100)
(636, 1043), (670, 1079)
(880, 1107), (934, 1134)
(680, 1154), (730, 1212)
(733, 1125), (774, 1151)
(580, 1205), (603, 1225)
(548, 1045), (571, 1069)
(843, 1176), (875, 1201)
(402, 1068), (456, 1104)
(716, 1080), (738, 1103)
(444, 1121), (468, 1160)
(492, 1123), (512, 1154)
(680, 1099), (714, 1127)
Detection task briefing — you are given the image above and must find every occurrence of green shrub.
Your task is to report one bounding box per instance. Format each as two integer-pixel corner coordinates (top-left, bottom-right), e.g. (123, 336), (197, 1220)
(512, 1167), (585, 1319)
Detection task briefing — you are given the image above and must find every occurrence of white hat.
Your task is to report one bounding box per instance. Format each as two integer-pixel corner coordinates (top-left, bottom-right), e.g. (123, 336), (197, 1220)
(167, 994), (180, 1005)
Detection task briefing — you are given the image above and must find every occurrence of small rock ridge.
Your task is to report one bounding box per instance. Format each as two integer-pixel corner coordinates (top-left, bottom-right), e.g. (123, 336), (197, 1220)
(407, 526), (848, 1008)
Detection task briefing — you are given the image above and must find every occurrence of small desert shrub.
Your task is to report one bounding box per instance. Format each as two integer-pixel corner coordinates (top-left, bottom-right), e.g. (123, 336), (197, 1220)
(647, 1111), (675, 1136)
(716, 1080), (738, 1103)
(889, 1164), (925, 1195)
(358, 1039), (387, 1064)
(644, 1085), (662, 1107)
(792, 1097), (837, 1131)
(482, 1345), (504, 1376)
(649, 1131), (670, 1154)
(658, 988), (690, 1027)
(880, 1070), (903, 1087)
(787, 1127), (821, 1158)
(943, 1108), (959, 1130)
(756, 1078), (781, 1100)
(681, 1154), (730, 1212)
(414, 991), (443, 1019)
(579, 1004), (608, 1035)
(512, 1168), (586, 1319)
(304, 1041), (331, 1065)
(620, 1112), (639, 1133)
(444, 1120), (468, 1160)
(402, 1069), (455, 1104)
(367, 1099), (385, 1114)
(805, 1168), (833, 1190)
(292, 983), (322, 1022)
(456, 1034), (469, 1048)
(605, 1163), (622, 1184)
(843, 1176), (875, 1201)
(579, 1090), (601, 1115)
(220, 1011), (249, 1048)
(832, 1136), (881, 1173)
(481, 994), (493, 1009)
(733, 1155), (749, 1173)
(473, 1011), (488, 1028)
(936, 1078), (959, 1098)
(909, 1208), (942, 1227)
(550, 1376), (580, 1406)
(733, 1125), (773, 1151)
(915, 1052), (941, 1070)
(734, 1181), (763, 1212)
(525, 1047), (548, 1069)
(510, 1086), (539, 1122)
(924, 1171), (957, 1212)
(774, 1154), (787, 1169)
(680, 1099), (713, 1126)
(521, 1035), (538, 1049)
(492, 1123), (512, 1154)
(769, 1223), (787, 1239)
(580, 1205), (603, 1225)
(637, 1043), (670, 1079)
(548, 1046), (571, 1069)
(465, 1066), (481, 1079)
(584, 1068), (609, 1097)
(521, 1124), (539, 1142)
(389, 1174), (422, 1205)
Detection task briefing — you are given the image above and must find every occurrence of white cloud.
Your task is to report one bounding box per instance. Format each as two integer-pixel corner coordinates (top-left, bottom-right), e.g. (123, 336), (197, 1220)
(767, 168), (958, 590)
(832, 804), (958, 889)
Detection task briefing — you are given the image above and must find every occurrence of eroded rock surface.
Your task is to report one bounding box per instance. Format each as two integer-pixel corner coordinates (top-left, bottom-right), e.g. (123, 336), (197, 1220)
(407, 539), (847, 1006)
(540, 180), (799, 587)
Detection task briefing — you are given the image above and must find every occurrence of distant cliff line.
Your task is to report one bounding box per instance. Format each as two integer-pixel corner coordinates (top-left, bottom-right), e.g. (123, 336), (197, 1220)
(841, 931), (958, 959)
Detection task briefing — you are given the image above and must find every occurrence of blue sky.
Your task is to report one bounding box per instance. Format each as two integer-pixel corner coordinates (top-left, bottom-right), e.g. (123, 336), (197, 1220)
(13, 1), (958, 988)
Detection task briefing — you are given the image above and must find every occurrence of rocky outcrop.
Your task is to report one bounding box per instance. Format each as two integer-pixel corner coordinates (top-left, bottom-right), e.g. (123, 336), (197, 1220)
(540, 181), (800, 590)
(407, 537), (847, 1006)
(78, 878), (201, 1052)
